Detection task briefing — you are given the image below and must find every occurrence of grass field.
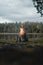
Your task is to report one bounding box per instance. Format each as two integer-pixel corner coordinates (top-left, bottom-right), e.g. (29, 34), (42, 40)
(0, 37), (43, 47)
(0, 38), (43, 65)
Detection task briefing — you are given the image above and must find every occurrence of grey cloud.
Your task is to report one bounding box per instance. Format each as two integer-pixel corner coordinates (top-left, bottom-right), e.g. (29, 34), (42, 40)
(0, 0), (43, 23)
(20, 0), (33, 7)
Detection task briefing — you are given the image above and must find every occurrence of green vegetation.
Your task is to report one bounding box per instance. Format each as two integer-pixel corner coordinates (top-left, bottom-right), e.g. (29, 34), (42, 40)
(0, 22), (43, 33)
(0, 37), (43, 47)
(0, 22), (43, 47)
(33, 0), (43, 16)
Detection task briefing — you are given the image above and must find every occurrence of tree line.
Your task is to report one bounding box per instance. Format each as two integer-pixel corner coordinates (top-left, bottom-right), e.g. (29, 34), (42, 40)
(0, 22), (43, 33)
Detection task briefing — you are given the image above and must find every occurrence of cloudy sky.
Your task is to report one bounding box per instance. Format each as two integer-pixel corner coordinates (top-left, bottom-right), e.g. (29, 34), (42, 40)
(0, 0), (43, 23)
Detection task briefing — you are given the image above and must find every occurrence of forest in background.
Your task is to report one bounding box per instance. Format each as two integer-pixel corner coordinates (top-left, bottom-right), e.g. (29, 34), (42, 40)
(0, 21), (43, 44)
(0, 21), (43, 33)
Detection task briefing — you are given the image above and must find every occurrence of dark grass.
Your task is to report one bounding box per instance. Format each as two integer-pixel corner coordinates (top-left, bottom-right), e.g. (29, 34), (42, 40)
(0, 38), (43, 65)
(0, 44), (43, 65)
(0, 37), (43, 46)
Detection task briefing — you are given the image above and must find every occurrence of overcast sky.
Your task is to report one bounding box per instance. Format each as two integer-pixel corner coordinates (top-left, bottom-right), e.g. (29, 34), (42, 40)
(0, 0), (43, 23)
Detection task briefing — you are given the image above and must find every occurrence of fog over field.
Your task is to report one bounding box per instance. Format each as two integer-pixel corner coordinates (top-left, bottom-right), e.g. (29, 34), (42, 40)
(0, 0), (43, 23)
